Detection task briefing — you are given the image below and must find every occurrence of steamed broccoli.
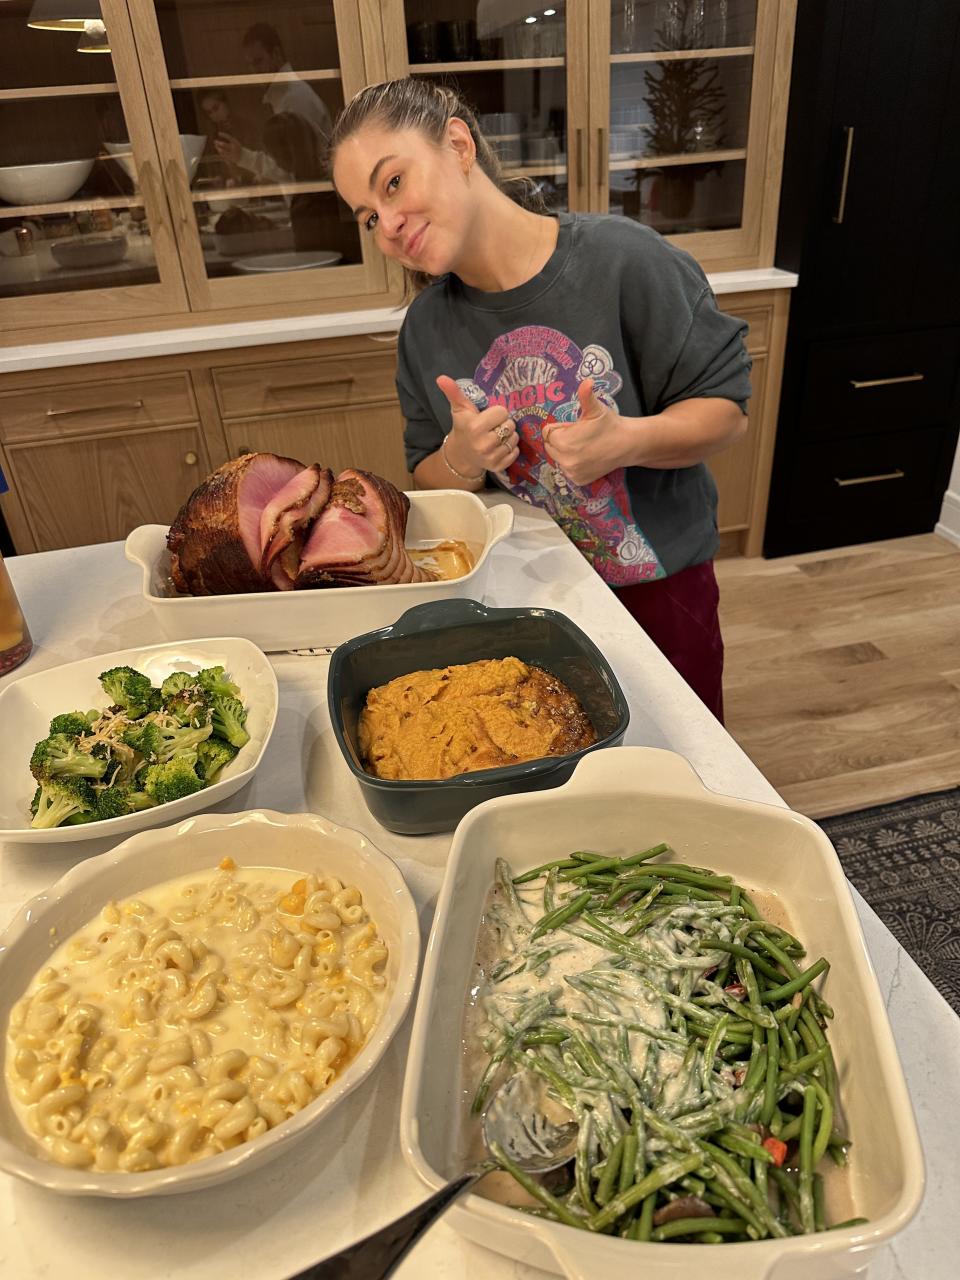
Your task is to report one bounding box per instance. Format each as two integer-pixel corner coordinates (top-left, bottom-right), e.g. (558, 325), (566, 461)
(164, 687), (211, 729)
(48, 711), (95, 738)
(197, 666), (241, 699)
(196, 737), (239, 784)
(210, 694), (249, 749)
(30, 734), (109, 783)
(121, 721), (163, 762)
(30, 777), (96, 830)
(141, 757), (204, 806)
(94, 784), (157, 821)
(160, 671), (199, 700)
(157, 721), (212, 763)
(30, 785), (41, 817)
(99, 666), (159, 718)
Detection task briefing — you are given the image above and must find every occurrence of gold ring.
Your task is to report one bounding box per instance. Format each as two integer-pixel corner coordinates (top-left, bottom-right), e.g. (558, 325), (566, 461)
(495, 423), (511, 445)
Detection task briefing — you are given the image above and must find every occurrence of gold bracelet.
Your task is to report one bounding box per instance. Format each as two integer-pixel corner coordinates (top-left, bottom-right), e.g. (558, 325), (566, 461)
(440, 435), (485, 484)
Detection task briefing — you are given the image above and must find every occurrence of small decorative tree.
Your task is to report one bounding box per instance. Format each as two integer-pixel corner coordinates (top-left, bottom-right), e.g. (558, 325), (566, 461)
(643, 0), (727, 223)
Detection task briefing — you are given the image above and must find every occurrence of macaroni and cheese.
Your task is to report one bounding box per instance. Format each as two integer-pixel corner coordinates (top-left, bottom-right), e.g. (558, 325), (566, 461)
(5, 860), (389, 1171)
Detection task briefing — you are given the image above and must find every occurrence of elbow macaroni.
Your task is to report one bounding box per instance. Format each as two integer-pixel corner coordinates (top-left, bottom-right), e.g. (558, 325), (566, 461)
(5, 864), (388, 1171)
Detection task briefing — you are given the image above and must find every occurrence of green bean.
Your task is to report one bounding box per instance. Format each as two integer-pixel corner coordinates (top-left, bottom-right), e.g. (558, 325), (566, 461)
(716, 1131), (774, 1164)
(652, 1217), (745, 1240)
(702, 1012), (730, 1071)
(632, 1192), (657, 1240)
(699, 1142), (789, 1238)
(619, 842), (670, 866)
(529, 890), (592, 941)
(513, 857), (579, 884)
(472, 993), (553, 1112)
(798, 1084), (817, 1232)
(760, 957), (830, 1005)
(619, 1133), (638, 1195)
(601, 876), (658, 909)
(813, 1172), (826, 1233)
(779, 1045), (829, 1079)
(769, 1165), (801, 1220)
(588, 1153), (704, 1232)
(560, 857), (624, 880)
(595, 1134), (625, 1206)
(699, 937), (789, 983)
(761, 1025), (780, 1125)
(488, 1141), (589, 1231)
(575, 1112), (597, 1213)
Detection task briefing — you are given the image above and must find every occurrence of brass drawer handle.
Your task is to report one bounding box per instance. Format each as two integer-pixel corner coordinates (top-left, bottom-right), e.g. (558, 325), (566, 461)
(833, 125), (855, 224)
(366, 332), (399, 343)
(834, 469), (905, 487)
(184, 451), (198, 465)
(267, 377), (356, 392)
(46, 399), (144, 419)
(849, 373), (924, 389)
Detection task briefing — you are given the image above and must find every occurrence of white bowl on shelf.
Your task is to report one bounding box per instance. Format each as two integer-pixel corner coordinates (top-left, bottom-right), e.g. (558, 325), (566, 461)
(0, 808), (420, 1196)
(0, 159), (95, 206)
(0, 637), (278, 845)
(105, 135), (206, 186)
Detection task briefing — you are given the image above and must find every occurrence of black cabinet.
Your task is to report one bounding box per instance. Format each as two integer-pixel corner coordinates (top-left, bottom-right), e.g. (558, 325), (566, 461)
(765, 0), (960, 557)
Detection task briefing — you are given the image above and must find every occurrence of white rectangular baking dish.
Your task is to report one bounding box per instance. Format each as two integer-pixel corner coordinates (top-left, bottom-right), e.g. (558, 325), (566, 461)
(124, 489), (515, 651)
(400, 746), (924, 1280)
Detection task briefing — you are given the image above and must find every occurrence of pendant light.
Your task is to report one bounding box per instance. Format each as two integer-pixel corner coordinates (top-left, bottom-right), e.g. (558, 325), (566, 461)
(27, 1), (101, 32)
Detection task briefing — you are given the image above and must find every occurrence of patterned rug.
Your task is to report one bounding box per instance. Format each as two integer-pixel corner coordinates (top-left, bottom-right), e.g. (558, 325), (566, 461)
(818, 787), (960, 1016)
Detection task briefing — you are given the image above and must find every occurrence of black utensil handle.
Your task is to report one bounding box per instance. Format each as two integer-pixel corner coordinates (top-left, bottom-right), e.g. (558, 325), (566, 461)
(284, 1169), (486, 1280)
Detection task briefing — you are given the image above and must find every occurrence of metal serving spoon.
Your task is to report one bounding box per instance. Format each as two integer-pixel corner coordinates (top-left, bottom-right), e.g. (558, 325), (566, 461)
(284, 1071), (578, 1280)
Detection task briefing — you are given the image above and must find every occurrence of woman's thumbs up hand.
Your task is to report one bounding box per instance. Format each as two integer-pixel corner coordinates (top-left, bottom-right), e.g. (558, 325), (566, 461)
(543, 378), (636, 486)
(436, 375), (519, 476)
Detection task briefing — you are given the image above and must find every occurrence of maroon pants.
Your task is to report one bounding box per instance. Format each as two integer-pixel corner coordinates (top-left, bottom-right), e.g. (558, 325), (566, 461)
(614, 560), (725, 722)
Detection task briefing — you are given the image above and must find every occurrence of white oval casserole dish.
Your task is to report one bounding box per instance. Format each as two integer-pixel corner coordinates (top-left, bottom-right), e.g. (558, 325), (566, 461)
(0, 809), (419, 1196)
(124, 489), (515, 650)
(400, 746), (924, 1280)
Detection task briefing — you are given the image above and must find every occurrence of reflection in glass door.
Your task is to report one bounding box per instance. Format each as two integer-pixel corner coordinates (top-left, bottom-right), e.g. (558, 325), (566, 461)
(151, 0), (363, 282)
(606, 0), (756, 235)
(0, 1), (173, 307)
(402, 1), (575, 214)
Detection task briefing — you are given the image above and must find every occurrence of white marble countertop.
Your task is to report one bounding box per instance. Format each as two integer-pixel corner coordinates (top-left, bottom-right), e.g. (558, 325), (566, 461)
(0, 494), (952, 1280)
(0, 268), (798, 375)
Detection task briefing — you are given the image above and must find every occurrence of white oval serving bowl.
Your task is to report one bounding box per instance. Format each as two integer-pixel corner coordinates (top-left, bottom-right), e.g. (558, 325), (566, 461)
(0, 637), (278, 844)
(124, 489), (516, 650)
(401, 746), (925, 1280)
(0, 159), (95, 205)
(0, 808), (419, 1196)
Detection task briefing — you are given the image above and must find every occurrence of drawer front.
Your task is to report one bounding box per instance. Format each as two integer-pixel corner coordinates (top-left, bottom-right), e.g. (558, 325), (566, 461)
(7, 425), (210, 552)
(214, 351), (398, 419)
(785, 427), (954, 530)
(721, 306), (771, 354)
(0, 373), (198, 443)
(799, 329), (960, 437)
(224, 402), (411, 492)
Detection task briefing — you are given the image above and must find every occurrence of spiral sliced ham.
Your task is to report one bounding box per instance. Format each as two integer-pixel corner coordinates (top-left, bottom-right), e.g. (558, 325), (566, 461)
(259, 464), (334, 591)
(167, 452), (302, 595)
(296, 469), (436, 589)
(167, 455), (433, 595)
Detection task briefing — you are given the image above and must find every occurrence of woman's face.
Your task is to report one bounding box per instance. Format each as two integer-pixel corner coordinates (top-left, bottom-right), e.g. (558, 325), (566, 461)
(333, 121), (475, 276)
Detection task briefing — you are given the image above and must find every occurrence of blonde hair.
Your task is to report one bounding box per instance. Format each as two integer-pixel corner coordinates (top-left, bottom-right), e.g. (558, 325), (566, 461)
(331, 78), (545, 295)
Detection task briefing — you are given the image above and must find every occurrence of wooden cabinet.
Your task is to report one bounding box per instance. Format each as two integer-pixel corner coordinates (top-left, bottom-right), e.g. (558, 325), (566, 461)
(709, 289), (789, 556)
(5, 423), (210, 551)
(0, 333), (412, 553)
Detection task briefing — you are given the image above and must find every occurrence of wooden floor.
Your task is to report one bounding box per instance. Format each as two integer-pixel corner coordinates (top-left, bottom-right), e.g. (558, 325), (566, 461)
(715, 533), (960, 819)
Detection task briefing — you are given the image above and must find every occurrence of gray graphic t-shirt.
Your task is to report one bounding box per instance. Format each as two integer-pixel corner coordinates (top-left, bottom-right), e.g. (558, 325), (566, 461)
(396, 212), (752, 583)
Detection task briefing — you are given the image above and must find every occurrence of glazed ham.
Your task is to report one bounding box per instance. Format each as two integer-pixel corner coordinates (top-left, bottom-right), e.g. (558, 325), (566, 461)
(166, 454), (432, 595)
(167, 452), (302, 594)
(296, 469), (435, 589)
(259, 465), (334, 590)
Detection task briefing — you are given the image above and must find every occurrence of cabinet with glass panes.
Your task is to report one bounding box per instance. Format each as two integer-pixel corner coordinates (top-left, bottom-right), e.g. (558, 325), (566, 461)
(381, 0), (789, 270)
(0, 1), (188, 330)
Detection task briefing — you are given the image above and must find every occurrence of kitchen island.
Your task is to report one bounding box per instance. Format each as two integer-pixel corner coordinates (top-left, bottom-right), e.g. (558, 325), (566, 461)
(0, 495), (956, 1280)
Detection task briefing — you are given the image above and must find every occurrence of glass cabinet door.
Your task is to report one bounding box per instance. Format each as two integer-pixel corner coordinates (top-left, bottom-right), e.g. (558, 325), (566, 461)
(595, 0), (774, 265)
(382, 1), (590, 214)
(0, 0), (187, 333)
(129, 0), (387, 309)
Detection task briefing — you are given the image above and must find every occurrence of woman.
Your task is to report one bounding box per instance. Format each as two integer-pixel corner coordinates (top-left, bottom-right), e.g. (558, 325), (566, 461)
(331, 79), (750, 721)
